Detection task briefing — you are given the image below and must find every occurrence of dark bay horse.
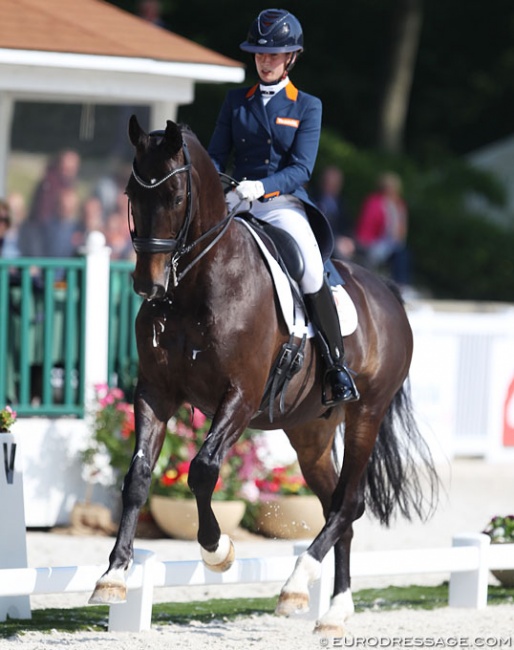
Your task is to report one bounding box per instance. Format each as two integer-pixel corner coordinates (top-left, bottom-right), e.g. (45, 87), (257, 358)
(90, 115), (438, 635)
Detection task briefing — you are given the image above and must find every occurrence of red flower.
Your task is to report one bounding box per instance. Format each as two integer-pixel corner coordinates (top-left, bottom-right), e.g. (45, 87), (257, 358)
(160, 469), (179, 486)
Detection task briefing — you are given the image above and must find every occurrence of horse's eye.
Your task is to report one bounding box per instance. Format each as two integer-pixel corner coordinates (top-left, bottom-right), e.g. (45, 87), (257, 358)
(174, 195), (184, 208)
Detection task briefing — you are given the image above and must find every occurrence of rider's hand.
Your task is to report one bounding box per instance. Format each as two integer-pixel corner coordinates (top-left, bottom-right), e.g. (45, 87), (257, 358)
(236, 180), (265, 202)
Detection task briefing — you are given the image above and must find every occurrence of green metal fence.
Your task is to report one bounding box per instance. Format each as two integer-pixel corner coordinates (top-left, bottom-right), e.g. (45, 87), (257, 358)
(108, 261), (141, 399)
(0, 258), (86, 416)
(0, 257), (140, 416)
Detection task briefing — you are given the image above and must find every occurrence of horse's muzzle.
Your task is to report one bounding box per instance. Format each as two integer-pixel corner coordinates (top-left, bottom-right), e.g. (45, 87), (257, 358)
(132, 272), (168, 301)
(136, 284), (167, 301)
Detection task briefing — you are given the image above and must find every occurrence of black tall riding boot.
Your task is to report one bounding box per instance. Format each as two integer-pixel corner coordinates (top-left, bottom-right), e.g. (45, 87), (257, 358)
(304, 280), (360, 406)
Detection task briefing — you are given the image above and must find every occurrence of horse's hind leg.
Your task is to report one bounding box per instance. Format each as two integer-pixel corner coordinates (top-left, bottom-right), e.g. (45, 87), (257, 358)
(313, 520), (359, 635)
(275, 414), (342, 615)
(277, 410), (382, 635)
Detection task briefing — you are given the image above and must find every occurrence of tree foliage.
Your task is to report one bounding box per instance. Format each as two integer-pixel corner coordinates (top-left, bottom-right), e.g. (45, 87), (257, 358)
(107, 0), (514, 157)
(107, 0), (514, 301)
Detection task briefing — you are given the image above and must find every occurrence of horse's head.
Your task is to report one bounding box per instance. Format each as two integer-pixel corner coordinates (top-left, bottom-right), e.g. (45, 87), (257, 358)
(127, 114), (193, 300)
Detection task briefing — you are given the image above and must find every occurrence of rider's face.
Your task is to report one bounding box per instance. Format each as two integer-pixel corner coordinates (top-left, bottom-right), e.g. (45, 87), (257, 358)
(255, 52), (290, 84)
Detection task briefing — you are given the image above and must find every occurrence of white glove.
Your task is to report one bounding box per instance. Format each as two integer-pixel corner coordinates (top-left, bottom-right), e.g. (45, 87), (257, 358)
(236, 180), (265, 202)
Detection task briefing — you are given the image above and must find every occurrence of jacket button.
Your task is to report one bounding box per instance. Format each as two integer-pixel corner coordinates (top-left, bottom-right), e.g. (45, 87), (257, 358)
(264, 159), (269, 164)
(267, 139), (271, 144)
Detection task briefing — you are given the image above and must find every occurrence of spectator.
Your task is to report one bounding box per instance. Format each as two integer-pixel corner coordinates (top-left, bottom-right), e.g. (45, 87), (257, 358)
(104, 210), (134, 261)
(354, 172), (411, 287)
(72, 196), (105, 252)
(314, 166), (355, 260)
(29, 150), (80, 224)
(7, 191), (27, 230)
(92, 160), (132, 220)
(0, 199), (18, 258)
(44, 187), (80, 259)
(18, 149), (81, 257)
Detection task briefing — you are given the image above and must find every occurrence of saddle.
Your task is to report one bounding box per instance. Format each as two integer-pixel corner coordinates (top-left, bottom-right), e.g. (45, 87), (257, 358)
(243, 215), (305, 284)
(236, 214), (307, 423)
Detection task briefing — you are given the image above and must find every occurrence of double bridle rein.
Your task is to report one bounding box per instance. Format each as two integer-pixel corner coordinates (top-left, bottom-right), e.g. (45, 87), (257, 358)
(128, 137), (241, 288)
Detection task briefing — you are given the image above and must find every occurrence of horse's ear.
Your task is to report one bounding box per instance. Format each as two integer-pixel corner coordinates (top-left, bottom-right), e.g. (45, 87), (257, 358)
(163, 120), (183, 157)
(128, 114), (149, 149)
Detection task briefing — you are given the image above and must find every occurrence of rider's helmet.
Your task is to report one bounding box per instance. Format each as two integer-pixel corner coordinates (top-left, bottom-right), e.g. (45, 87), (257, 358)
(240, 9), (304, 54)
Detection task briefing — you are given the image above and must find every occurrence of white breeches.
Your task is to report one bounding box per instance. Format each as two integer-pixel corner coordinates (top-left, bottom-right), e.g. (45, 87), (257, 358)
(229, 193), (324, 294)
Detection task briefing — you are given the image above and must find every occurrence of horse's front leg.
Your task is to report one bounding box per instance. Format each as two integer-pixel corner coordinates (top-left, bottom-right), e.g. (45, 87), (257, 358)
(89, 386), (172, 604)
(188, 387), (254, 573)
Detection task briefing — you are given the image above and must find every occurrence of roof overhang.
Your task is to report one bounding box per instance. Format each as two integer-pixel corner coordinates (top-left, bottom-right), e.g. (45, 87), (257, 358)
(0, 48), (245, 104)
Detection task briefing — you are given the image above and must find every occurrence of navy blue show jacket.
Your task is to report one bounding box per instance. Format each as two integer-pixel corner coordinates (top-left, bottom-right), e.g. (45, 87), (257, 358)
(208, 81), (334, 260)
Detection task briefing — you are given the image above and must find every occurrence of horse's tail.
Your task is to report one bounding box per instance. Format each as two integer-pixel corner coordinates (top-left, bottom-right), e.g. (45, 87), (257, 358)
(364, 380), (440, 526)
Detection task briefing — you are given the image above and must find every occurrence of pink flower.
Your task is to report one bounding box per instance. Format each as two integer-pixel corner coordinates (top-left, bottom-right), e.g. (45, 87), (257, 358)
(191, 408), (207, 430)
(6, 406), (16, 419)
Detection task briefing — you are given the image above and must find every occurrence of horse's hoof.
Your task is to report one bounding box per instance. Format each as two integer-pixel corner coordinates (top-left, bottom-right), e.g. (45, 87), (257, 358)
(89, 584), (127, 604)
(201, 534), (235, 573)
(275, 591), (309, 616)
(313, 622), (346, 637)
(89, 578), (127, 604)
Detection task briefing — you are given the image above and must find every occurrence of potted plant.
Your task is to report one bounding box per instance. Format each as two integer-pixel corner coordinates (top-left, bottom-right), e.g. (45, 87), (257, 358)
(483, 515), (514, 587)
(254, 464), (325, 539)
(0, 405), (17, 433)
(82, 384), (134, 490)
(83, 386), (266, 539)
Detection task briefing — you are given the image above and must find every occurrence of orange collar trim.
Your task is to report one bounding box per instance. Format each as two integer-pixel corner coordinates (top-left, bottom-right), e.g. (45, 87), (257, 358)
(285, 81), (299, 101)
(246, 84), (259, 99)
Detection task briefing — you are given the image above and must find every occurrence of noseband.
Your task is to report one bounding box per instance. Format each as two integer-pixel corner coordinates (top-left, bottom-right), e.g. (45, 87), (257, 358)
(129, 135), (242, 288)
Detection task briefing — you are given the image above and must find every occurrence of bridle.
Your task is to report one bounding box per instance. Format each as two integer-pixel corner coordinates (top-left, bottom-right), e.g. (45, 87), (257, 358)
(128, 135), (242, 288)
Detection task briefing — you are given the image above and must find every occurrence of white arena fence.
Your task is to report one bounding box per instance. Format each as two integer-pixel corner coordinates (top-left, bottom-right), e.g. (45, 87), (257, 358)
(0, 533), (513, 632)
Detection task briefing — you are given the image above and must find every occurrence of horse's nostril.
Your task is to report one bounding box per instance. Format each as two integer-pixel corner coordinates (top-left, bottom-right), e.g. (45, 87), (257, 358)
(133, 278), (165, 300)
(143, 284), (166, 301)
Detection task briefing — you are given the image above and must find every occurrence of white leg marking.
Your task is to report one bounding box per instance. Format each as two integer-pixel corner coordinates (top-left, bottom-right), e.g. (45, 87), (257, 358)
(317, 589), (355, 628)
(282, 552), (322, 595)
(200, 533), (231, 566)
(96, 567), (127, 587)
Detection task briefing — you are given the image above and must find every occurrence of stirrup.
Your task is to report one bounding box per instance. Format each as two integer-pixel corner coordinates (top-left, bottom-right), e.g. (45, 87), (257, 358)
(321, 366), (360, 407)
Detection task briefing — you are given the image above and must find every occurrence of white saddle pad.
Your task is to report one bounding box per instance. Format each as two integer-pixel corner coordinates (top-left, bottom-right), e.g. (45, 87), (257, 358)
(237, 218), (358, 339)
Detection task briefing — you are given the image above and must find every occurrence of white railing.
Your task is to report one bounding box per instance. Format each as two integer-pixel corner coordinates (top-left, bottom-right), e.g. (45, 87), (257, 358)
(0, 534), (513, 632)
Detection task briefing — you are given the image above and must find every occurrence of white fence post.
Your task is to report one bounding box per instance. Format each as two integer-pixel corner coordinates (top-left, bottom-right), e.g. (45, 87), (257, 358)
(83, 231), (111, 407)
(449, 533), (490, 608)
(0, 431), (31, 621)
(108, 550), (156, 632)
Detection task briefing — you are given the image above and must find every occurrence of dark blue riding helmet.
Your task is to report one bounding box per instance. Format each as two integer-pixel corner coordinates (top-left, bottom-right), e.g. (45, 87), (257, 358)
(240, 8), (304, 54)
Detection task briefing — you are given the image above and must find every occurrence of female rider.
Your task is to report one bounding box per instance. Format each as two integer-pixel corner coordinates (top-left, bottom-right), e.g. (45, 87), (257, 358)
(208, 8), (359, 405)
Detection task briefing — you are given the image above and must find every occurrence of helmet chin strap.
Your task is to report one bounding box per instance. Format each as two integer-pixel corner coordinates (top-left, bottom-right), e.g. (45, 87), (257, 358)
(254, 51), (301, 85)
(285, 51), (299, 75)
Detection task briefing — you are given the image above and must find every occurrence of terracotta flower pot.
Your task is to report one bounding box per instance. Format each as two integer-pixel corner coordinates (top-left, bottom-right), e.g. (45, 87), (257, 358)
(490, 542), (514, 587)
(149, 495), (246, 540)
(255, 494), (324, 539)
(491, 568), (514, 587)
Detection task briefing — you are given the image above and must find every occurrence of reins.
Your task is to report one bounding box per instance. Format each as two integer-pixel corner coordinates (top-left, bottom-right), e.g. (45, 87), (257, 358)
(168, 200), (242, 287)
(128, 139), (243, 287)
